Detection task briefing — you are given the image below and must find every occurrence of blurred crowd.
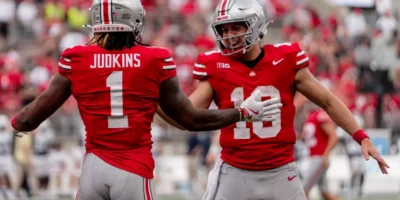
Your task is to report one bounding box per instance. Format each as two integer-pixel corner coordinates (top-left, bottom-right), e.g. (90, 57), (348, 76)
(277, 1), (400, 143)
(0, 0), (301, 135)
(0, 0), (398, 198)
(0, 0), (397, 132)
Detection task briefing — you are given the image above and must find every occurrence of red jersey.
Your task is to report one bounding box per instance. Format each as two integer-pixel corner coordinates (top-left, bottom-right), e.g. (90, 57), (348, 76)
(303, 109), (332, 156)
(193, 43), (309, 170)
(58, 45), (176, 179)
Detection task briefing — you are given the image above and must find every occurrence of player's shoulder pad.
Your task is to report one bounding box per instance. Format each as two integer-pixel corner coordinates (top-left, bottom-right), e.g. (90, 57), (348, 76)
(145, 46), (173, 60)
(271, 42), (302, 55)
(144, 46), (176, 70)
(61, 45), (87, 59)
(196, 50), (221, 65)
(59, 45), (87, 71)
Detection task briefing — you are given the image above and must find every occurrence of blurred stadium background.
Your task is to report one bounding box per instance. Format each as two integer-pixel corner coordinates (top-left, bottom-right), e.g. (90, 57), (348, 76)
(0, 0), (399, 199)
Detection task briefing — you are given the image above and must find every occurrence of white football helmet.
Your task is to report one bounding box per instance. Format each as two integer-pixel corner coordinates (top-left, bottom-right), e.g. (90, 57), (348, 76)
(87, 0), (146, 40)
(212, 0), (272, 55)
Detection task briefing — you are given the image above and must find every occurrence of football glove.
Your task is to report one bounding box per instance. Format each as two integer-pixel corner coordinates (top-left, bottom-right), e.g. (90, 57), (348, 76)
(239, 90), (282, 122)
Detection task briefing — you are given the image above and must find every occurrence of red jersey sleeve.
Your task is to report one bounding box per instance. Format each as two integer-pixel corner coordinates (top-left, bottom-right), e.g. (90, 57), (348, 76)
(193, 53), (209, 80)
(292, 42), (309, 70)
(58, 47), (75, 80)
(273, 42), (309, 71)
(155, 48), (176, 82)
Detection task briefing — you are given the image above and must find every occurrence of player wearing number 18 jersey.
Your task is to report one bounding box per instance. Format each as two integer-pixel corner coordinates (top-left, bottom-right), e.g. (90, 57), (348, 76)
(158, 0), (389, 199)
(9, 1), (281, 200)
(193, 42), (307, 171)
(193, 41), (309, 200)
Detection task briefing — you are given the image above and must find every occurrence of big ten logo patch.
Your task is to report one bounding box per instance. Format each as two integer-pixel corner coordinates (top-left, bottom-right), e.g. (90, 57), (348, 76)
(217, 62), (230, 69)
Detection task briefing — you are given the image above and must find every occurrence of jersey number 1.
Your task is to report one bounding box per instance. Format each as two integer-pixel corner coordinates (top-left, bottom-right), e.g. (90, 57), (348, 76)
(231, 86), (282, 139)
(106, 71), (128, 128)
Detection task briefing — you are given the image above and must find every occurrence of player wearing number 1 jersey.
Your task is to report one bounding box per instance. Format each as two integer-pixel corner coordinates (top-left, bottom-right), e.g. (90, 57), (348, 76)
(157, 0), (389, 199)
(9, 1), (281, 200)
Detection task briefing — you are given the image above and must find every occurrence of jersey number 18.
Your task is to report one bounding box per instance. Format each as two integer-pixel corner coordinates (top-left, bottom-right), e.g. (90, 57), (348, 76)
(231, 86), (282, 139)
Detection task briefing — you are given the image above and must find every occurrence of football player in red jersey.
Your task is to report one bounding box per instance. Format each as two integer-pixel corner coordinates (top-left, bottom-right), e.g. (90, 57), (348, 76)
(9, 1), (282, 200)
(157, 0), (389, 199)
(300, 105), (338, 200)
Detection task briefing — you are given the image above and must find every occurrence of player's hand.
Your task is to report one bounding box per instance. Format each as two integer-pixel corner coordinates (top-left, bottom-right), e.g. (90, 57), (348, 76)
(361, 138), (390, 174)
(239, 90), (283, 122)
(12, 128), (25, 138)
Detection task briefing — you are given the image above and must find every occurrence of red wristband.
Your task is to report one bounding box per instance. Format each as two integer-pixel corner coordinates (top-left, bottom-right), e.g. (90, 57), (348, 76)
(11, 116), (19, 131)
(239, 108), (250, 121)
(352, 129), (370, 145)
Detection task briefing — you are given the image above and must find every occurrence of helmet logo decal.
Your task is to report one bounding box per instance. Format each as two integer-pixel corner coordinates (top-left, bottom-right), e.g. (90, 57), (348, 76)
(95, 15), (101, 23)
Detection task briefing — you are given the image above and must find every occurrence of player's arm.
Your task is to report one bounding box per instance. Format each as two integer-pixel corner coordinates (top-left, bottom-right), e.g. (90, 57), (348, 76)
(155, 107), (185, 130)
(295, 67), (389, 173)
(295, 68), (359, 139)
(159, 77), (238, 131)
(12, 75), (71, 132)
(159, 77), (279, 131)
(156, 80), (214, 130)
(320, 122), (338, 159)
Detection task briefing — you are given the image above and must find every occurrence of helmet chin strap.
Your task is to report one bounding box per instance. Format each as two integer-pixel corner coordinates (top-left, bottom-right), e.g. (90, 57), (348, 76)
(260, 20), (273, 38)
(242, 43), (256, 55)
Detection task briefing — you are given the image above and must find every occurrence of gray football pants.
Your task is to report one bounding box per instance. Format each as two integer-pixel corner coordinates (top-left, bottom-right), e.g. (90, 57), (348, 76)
(214, 162), (306, 200)
(76, 153), (157, 200)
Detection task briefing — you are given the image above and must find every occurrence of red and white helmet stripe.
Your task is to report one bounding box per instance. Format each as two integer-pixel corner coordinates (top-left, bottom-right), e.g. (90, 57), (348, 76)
(219, 0), (230, 16)
(101, 0), (113, 24)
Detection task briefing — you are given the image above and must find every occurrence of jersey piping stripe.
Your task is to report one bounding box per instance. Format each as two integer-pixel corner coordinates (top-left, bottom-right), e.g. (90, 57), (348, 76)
(58, 62), (72, 70)
(193, 70), (207, 76)
(164, 57), (173, 62)
(163, 65), (176, 70)
(63, 57), (71, 62)
(296, 57), (309, 65)
(194, 63), (206, 68)
(297, 51), (305, 57)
